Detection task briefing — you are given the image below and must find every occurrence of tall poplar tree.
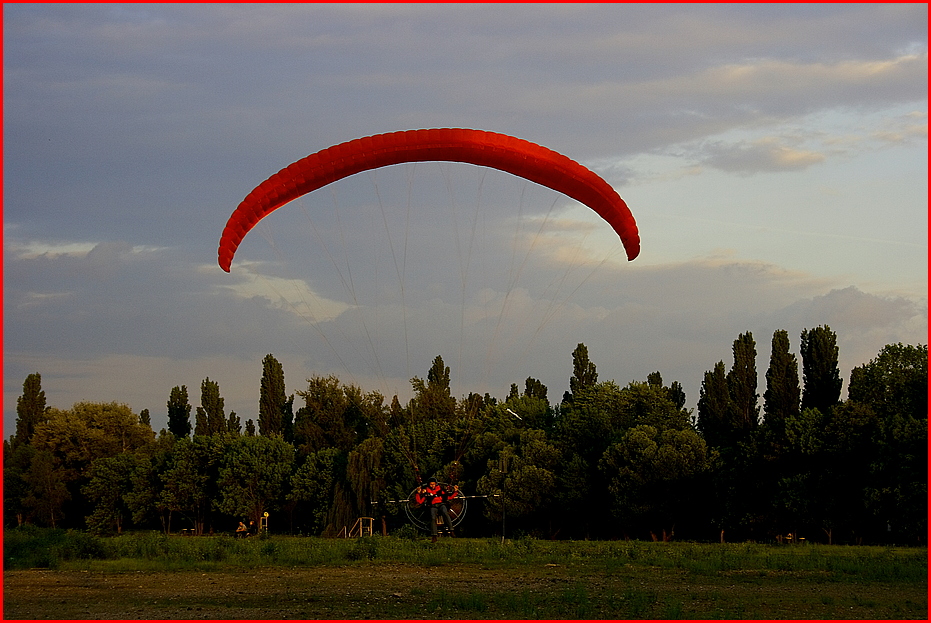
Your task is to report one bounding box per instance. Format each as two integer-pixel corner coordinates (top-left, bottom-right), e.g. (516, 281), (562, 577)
(167, 385), (192, 439)
(647, 371), (686, 410)
(523, 377), (548, 401)
(15, 372), (47, 446)
(697, 361), (730, 447)
(800, 325), (843, 415)
(409, 355), (456, 421)
(259, 354), (287, 437)
(226, 411), (242, 435)
(726, 331), (759, 434)
(427, 354), (451, 394)
(195, 378), (226, 436)
(763, 329), (800, 448)
(567, 343), (598, 401)
(698, 333), (759, 449)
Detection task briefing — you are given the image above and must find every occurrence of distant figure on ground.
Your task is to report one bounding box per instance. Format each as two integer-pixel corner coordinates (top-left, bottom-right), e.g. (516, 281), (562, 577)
(236, 521), (248, 538)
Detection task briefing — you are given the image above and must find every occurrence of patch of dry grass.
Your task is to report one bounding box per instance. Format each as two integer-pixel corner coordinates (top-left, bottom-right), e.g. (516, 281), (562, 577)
(4, 537), (927, 619)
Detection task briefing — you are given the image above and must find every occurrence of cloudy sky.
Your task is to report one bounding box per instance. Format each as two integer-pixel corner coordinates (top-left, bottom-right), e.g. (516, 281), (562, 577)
(4, 3), (927, 434)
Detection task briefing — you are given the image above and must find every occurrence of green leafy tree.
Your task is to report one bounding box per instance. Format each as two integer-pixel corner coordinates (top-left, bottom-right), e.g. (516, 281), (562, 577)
(551, 451), (590, 535)
(343, 384), (379, 446)
(615, 381), (692, 432)
(846, 342), (928, 543)
(552, 380), (691, 538)
(27, 402), (154, 527)
(800, 325), (843, 416)
(160, 435), (224, 534)
(373, 395), (438, 489)
(370, 399), (424, 516)
(65, 402), (154, 454)
(504, 393), (552, 431)
(554, 381), (622, 468)
(3, 441), (35, 526)
(20, 448), (71, 528)
(868, 411), (927, 543)
(123, 434), (177, 533)
(167, 385), (192, 439)
(600, 424), (713, 539)
(216, 435), (294, 529)
(14, 372), (47, 447)
(347, 437), (387, 521)
(848, 343), (927, 421)
(27, 409), (96, 526)
(477, 429), (560, 537)
(772, 407), (827, 539)
(377, 358), (460, 485)
(83, 453), (146, 535)
(814, 400), (883, 543)
(288, 448), (344, 535)
(194, 407), (206, 434)
(294, 375), (360, 454)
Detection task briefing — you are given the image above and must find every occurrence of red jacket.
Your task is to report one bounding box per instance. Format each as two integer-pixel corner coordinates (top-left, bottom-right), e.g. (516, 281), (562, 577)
(416, 483), (457, 506)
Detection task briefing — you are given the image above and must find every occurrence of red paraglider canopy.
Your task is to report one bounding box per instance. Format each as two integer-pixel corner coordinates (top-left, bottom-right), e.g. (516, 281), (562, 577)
(218, 128), (639, 272)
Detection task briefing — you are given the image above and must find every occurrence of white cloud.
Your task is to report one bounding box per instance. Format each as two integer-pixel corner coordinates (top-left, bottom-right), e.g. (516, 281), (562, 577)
(700, 137), (826, 174)
(219, 262), (352, 323)
(871, 109), (928, 145)
(5, 238), (97, 259)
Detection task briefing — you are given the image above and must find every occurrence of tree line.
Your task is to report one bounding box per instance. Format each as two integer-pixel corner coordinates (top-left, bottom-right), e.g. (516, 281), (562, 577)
(4, 329), (926, 544)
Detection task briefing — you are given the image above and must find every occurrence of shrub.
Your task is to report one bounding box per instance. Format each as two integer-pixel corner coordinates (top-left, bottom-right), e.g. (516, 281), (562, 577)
(4, 526), (106, 569)
(346, 536), (379, 561)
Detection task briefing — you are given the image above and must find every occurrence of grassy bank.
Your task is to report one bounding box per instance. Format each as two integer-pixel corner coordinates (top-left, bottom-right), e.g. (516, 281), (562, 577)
(4, 527), (927, 619)
(5, 526), (926, 579)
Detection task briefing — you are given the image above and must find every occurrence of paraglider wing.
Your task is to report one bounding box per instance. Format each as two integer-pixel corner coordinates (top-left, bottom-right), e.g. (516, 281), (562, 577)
(218, 128), (639, 272)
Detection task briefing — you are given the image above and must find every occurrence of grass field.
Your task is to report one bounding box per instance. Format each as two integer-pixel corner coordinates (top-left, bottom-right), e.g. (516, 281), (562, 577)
(3, 528), (927, 619)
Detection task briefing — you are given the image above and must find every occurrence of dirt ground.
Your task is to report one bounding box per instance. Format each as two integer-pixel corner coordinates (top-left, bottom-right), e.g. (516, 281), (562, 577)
(4, 564), (557, 620)
(4, 562), (927, 620)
